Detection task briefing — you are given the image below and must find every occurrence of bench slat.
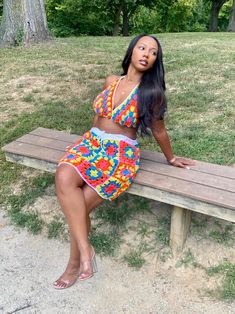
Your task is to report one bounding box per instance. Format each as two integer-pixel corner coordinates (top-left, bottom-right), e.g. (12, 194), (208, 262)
(30, 128), (235, 179)
(3, 141), (65, 163)
(142, 150), (235, 179)
(4, 133), (235, 194)
(3, 141), (235, 210)
(30, 127), (79, 143)
(135, 170), (235, 210)
(140, 160), (235, 193)
(14, 133), (80, 152)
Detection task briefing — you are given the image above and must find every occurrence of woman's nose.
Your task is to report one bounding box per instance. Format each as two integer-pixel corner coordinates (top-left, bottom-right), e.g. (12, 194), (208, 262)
(143, 50), (149, 58)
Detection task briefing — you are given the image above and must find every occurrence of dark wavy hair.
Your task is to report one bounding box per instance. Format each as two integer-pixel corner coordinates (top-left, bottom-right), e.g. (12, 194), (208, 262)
(122, 34), (167, 136)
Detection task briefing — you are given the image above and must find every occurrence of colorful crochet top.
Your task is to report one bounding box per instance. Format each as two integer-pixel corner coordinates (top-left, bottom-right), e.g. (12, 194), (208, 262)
(93, 76), (139, 128)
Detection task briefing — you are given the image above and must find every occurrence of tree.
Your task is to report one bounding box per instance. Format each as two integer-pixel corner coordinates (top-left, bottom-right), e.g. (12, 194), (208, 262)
(227, 0), (235, 30)
(0, 0), (50, 47)
(90, 0), (156, 36)
(208, 0), (229, 31)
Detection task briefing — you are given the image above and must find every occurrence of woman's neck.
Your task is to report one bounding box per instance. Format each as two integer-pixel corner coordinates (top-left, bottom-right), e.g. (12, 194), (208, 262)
(126, 66), (143, 84)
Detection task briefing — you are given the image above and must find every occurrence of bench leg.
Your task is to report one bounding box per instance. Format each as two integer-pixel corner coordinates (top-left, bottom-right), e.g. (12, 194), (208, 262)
(170, 206), (192, 256)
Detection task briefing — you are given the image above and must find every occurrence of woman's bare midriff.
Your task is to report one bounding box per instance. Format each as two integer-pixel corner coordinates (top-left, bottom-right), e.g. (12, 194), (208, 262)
(93, 115), (137, 140)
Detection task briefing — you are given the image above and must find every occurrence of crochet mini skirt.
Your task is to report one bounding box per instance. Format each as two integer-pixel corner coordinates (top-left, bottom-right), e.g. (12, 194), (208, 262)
(58, 127), (140, 200)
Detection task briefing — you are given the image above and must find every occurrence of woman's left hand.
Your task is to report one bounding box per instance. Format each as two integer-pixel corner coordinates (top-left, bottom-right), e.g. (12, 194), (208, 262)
(170, 157), (196, 169)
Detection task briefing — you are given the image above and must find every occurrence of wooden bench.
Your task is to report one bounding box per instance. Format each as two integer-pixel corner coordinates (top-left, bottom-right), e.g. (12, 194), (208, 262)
(2, 127), (235, 256)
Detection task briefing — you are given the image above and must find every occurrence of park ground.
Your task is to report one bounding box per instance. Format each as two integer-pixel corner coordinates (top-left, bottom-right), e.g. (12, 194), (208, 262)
(0, 33), (235, 313)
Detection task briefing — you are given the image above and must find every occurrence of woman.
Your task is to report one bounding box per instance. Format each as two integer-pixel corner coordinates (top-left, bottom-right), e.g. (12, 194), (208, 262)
(54, 34), (195, 289)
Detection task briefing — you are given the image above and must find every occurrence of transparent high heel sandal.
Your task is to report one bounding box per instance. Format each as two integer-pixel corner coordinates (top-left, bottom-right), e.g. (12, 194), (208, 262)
(79, 247), (98, 281)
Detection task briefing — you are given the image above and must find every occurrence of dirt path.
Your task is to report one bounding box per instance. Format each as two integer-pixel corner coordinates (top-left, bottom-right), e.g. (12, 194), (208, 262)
(1, 210), (235, 314)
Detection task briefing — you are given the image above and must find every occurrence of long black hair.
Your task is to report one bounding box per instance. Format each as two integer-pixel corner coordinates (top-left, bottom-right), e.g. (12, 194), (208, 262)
(122, 34), (167, 136)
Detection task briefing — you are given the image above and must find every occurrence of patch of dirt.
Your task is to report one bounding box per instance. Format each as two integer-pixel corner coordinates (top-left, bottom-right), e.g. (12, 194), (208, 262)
(10, 168), (43, 196)
(0, 74), (88, 123)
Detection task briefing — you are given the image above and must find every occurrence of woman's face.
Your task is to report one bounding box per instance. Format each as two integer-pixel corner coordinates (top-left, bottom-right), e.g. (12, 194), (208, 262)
(131, 36), (158, 72)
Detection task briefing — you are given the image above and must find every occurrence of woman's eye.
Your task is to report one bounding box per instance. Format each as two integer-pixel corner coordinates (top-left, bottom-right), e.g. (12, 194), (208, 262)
(139, 46), (145, 50)
(152, 51), (157, 56)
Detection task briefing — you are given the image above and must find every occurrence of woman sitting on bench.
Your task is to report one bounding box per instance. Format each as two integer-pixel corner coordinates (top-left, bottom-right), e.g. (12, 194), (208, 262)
(54, 34), (195, 289)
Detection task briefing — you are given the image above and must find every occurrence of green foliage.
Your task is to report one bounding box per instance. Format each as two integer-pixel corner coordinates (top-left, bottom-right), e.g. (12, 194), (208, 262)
(131, 0), (211, 33)
(155, 216), (170, 246)
(218, 0), (233, 30)
(123, 249), (145, 268)
(10, 210), (44, 234)
(209, 224), (234, 245)
(89, 229), (121, 256)
(46, 0), (113, 36)
(44, 0), (231, 36)
(175, 249), (199, 268)
(207, 262), (235, 300)
(8, 175), (53, 212)
(95, 194), (150, 226)
(47, 217), (65, 238)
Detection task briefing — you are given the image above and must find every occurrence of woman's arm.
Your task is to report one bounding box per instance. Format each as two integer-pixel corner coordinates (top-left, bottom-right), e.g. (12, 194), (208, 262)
(151, 119), (196, 169)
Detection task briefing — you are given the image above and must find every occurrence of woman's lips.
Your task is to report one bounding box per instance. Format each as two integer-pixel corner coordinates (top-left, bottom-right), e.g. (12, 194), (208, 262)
(139, 59), (148, 66)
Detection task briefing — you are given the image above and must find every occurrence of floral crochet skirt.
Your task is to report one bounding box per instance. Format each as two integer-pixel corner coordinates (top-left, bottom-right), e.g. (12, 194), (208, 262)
(58, 127), (140, 200)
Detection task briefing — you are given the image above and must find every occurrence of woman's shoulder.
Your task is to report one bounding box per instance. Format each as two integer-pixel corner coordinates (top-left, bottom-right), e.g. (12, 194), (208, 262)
(104, 75), (121, 88)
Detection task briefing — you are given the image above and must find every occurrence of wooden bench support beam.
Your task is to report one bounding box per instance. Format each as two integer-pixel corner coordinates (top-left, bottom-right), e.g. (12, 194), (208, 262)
(170, 206), (192, 256)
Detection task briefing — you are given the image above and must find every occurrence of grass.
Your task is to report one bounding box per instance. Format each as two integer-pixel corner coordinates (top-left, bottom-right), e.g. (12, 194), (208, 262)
(191, 214), (235, 246)
(175, 249), (199, 268)
(47, 217), (65, 239)
(209, 224), (235, 246)
(207, 261), (235, 301)
(155, 216), (170, 246)
(89, 229), (122, 256)
(123, 249), (146, 269)
(0, 33), (235, 299)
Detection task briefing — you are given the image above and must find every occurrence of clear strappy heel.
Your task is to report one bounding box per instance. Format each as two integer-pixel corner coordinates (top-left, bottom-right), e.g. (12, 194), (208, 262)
(79, 247), (98, 281)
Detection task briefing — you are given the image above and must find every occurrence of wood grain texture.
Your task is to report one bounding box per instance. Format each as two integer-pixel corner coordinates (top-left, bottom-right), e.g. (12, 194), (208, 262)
(2, 127), (235, 212)
(170, 206), (192, 257)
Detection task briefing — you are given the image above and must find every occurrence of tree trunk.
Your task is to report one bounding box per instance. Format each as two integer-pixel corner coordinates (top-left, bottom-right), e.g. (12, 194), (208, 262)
(112, 5), (122, 36)
(0, 0), (50, 47)
(227, 0), (235, 31)
(122, 3), (129, 36)
(0, 0), (23, 46)
(209, 0), (228, 32)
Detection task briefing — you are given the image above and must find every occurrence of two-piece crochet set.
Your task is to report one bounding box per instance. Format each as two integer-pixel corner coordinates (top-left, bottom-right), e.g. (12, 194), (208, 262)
(59, 76), (140, 200)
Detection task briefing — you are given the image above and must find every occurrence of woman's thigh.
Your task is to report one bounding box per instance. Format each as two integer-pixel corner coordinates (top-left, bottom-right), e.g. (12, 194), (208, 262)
(56, 163), (85, 192)
(56, 163), (104, 211)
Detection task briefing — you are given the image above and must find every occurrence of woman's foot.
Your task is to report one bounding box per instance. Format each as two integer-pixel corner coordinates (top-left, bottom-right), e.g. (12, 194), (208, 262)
(79, 246), (98, 281)
(53, 260), (80, 289)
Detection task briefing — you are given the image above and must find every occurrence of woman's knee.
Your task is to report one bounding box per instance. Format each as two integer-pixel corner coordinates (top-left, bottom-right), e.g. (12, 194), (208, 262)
(55, 164), (83, 195)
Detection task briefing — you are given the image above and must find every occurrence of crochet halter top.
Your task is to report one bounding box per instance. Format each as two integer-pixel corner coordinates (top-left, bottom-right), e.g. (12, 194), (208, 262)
(93, 76), (139, 128)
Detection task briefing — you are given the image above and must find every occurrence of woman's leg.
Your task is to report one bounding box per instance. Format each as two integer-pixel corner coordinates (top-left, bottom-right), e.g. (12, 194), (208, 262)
(54, 164), (103, 288)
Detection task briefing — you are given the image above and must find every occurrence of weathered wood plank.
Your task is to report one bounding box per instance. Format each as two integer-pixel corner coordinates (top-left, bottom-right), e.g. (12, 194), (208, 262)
(7, 135), (235, 194)
(142, 150), (235, 179)
(5, 153), (57, 173)
(3, 142), (65, 163)
(140, 160), (235, 193)
(30, 127), (79, 143)
(170, 206), (192, 256)
(135, 170), (235, 210)
(15, 133), (81, 152)
(5, 151), (235, 223)
(3, 142), (235, 210)
(128, 184), (235, 223)
(8, 127), (235, 179)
